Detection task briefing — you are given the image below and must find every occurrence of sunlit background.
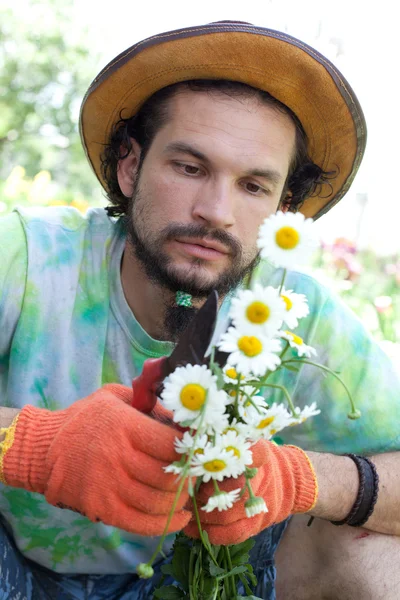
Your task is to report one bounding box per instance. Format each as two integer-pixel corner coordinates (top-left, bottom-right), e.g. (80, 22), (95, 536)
(1, 0), (399, 366)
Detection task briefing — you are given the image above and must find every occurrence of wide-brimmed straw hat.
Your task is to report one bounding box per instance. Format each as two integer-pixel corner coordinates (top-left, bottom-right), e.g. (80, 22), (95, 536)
(80, 21), (366, 219)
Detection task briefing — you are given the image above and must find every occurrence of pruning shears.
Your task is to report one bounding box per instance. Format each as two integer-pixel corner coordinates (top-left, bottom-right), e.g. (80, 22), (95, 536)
(131, 290), (229, 414)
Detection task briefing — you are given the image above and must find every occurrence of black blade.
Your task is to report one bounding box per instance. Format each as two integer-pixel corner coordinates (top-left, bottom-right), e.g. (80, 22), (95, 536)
(163, 290), (219, 377)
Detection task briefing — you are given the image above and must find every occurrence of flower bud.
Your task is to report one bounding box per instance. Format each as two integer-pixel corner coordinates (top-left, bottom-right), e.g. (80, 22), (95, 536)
(136, 563), (154, 579)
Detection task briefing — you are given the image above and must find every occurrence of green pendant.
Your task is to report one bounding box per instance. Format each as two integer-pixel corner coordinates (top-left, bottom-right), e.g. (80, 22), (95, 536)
(175, 291), (193, 307)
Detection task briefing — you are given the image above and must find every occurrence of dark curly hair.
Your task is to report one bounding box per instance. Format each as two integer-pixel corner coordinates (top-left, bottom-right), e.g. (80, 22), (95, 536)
(101, 80), (336, 218)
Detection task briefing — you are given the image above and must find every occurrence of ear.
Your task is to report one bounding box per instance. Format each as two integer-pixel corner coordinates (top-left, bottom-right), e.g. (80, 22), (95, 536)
(279, 190), (292, 213)
(117, 138), (142, 197)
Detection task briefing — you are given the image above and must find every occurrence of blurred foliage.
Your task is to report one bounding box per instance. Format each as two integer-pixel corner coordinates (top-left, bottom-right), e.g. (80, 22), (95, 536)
(313, 237), (400, 369)
(0, 0), (105, 208)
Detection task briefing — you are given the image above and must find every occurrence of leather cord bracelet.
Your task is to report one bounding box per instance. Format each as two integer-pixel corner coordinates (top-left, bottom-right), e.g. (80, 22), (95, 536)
(330, 454), (379, 527)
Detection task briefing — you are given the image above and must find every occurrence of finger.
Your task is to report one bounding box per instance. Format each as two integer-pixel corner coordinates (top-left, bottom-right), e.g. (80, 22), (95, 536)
(118, 471), (189, 515)
(124, 447), (189, 493)
(127, 408), (184, 463)
(249, 439), (272, 468)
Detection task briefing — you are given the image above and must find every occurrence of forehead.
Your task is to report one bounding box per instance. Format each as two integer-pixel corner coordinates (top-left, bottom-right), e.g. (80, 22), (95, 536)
(158, 89), (297, 171)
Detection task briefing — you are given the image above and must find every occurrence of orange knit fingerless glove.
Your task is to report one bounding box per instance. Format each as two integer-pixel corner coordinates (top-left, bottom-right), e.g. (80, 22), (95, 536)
(0, 385), (191, 536)
(184, 441), (318, 545)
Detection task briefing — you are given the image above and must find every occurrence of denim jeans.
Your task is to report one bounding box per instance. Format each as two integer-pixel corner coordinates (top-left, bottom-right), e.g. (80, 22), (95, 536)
(0, 514), (289, 600)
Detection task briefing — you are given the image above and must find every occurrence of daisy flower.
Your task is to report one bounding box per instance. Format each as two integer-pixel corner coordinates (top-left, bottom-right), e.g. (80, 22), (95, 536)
(161, 364), (229, 429)
(280, 288), (309, 329)
(216, 430), (253, 477)
(222, 418), (251, 439)
(222, 364), (254, 386)
(243, 403), (294, 440)
(229, 284), (286, 337)
(257, 211), (319, 269)
(218, 327), (282, 376)
(234, 386), (267, 419)
(292, 402), (321, 424)
(190, 445), (238, 482)
(201, 488), (242, 512)
(174, 431), (209, 455)
(163, 462), (185, 476)
(245, 496), (268, 518)
(280, 331), (317, 358)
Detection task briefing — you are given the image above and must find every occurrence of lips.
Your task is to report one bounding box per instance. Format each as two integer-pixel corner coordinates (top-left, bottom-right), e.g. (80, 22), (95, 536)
(175, 237), (229, 255)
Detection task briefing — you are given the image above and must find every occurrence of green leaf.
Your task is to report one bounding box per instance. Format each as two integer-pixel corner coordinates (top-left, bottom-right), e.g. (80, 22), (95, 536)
(229, 539), (255, 564)
(243, 563), (257, 586)
(153, 585), (187, 599)
(201, 576), (219, 599)
(160, 564), (175, 576)
(216, 565), (247, 580)
(208, 562), (226, 577)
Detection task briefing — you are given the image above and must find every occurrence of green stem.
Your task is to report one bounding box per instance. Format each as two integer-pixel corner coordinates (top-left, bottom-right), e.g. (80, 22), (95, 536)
(192, 493), (220, 567)
(189, 546), (195, 600)
(282, 358), (360, 418)
(246, 479), (256, 499)
(278, 268), (287, 295)
(225, 546), (236, 597)
(263, 382), (296, 415)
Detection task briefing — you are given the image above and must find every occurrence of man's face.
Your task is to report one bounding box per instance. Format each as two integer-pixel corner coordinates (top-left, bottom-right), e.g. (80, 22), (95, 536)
(121, 90), (296, 299)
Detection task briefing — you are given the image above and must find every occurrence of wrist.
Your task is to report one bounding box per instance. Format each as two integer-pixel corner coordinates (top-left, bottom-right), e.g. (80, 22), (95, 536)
(285, 445), (319, 513)
(305, 452), (359, 521)
(1, 405), (67, 493)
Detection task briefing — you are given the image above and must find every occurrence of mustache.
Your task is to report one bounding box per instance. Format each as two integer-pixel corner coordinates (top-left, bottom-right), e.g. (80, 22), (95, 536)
(160, 223), (242, 257)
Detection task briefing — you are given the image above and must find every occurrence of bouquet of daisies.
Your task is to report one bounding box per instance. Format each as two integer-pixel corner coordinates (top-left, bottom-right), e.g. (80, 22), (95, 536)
(137, 212), (360, 598)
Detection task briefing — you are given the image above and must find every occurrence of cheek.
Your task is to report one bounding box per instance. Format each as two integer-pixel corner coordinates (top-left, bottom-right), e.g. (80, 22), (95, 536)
(235, 203), (278, 249)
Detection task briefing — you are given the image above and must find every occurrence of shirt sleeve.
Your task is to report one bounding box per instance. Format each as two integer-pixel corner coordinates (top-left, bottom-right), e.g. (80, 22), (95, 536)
(0, 213), (28, 386)
(269, 271), (400, 455)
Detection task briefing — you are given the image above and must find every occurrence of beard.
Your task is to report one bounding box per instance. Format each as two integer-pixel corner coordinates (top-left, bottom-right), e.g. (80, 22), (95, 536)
(123, 176), (260, 340)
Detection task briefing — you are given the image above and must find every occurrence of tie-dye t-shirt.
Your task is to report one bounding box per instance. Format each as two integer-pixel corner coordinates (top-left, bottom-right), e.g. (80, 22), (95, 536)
(0, 206), (399, 574)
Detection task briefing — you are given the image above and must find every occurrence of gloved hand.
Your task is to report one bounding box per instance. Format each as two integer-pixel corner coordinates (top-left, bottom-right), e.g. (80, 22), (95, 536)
(0, 384), (191, 536)
(184, 441), (318, 545)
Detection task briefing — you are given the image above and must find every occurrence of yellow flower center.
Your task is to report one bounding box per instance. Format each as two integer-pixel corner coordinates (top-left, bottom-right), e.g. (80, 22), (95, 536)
(203, 459), (227, 473)
(246, 301), (270, 324)
(281, 295), (293, 311)
(226, 445), (240, 458)
(180, 384), (206, 411)
(275, 226), (300, 250)
(229, 390), (237, 397)
(194, 448), (204, 455)
(226, 368), (238, 379)
(238, 336), (263, 357)
(257, 416), (275, 429)
(223, 426), (239, 434)
(285, 331), (303, 346)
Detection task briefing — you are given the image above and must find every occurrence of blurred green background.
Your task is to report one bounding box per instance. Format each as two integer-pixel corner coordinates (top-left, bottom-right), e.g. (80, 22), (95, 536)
(1, 0), (399, 370)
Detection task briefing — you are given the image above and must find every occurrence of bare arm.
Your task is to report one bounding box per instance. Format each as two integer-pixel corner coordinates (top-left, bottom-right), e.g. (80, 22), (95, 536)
(306, 451), (400, 535)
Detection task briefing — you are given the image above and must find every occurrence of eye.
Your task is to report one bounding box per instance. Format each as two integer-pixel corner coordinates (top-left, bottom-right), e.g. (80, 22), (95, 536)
(242, 181), (268, 195)
(174, 162), (202, 176)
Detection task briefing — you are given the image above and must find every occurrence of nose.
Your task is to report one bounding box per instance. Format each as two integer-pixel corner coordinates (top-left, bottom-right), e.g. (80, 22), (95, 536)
(191, 178), (235, 229)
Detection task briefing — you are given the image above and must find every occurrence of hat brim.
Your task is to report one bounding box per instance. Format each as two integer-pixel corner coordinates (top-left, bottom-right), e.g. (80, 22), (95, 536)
(80, 22), (366, 219)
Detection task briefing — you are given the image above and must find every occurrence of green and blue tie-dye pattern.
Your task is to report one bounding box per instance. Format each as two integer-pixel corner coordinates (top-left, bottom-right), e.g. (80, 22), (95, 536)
(0, 206), (399, 574)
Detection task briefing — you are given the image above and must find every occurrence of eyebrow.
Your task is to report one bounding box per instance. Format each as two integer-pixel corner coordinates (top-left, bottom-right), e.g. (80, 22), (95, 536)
(163, 141), (283, 187)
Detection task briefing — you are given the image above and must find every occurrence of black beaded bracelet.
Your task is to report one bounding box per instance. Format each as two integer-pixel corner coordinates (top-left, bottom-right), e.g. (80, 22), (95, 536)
(331, 454), (379, 527)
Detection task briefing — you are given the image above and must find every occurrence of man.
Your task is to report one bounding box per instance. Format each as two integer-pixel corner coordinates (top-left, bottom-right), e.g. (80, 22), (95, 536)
(0, 20), (399, 600)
